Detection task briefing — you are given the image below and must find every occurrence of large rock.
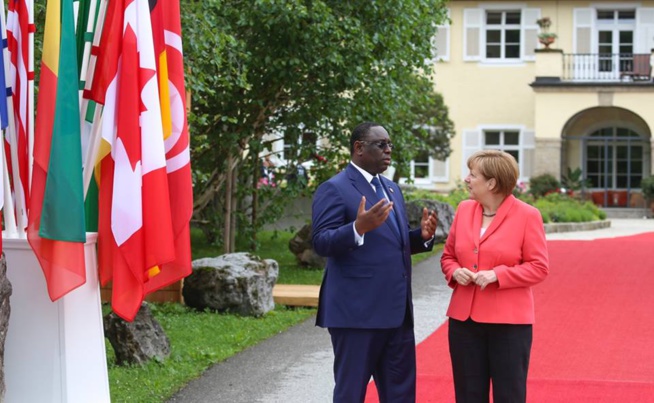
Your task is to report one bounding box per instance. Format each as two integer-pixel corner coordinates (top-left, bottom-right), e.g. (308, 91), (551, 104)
(405, 199), (455, 244)
(288, 224), (326, 268)
(183, 253), (278, 316)
(0, 253), (12, 399)
(104, 303), (170, 366)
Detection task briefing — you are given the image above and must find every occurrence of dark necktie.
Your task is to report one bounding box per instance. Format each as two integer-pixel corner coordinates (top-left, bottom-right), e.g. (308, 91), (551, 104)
(371, 176), (401, 236)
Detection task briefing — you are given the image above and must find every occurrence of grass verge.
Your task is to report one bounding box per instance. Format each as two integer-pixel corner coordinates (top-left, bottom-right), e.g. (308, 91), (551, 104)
(106, 304), (315, 402)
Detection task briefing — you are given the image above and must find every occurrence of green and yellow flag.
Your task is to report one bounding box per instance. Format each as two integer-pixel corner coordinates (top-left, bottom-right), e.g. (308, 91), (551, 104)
(27, 0), (86, 300)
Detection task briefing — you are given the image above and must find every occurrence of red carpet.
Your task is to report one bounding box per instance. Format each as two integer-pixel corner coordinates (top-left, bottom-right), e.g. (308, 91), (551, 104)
(366, 232), (654, 402)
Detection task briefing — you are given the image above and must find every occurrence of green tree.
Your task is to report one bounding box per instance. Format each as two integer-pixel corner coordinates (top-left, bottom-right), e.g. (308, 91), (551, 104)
(182, 0), (452, 251)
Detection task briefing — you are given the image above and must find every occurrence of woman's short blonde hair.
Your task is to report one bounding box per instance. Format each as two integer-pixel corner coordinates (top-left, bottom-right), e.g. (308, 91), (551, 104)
(467, 150), (519, 196)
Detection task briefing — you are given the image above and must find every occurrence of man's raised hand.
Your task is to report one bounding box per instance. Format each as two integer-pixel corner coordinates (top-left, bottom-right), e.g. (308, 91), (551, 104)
(354, 196), (393, 235)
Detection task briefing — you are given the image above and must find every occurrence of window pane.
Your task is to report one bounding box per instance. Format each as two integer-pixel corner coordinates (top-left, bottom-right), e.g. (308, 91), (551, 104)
(631, 146), (643, 158)
(506, 150), (519, 163)
(616, 176), (629, 188)
(618, 10), (635, 20)
(486, 45), (501, 58)
(617, 128), (637, 137)
(415, 150), (429, 163)
(616, 146), (628, 159)
(485, 131), (500, 145)
(415, 165), (429, 178)
(588, 175), (600, 188)
(506, 30), (520, 43)
(599, 31), (612, 43)
(505, 12), (521, 24)
(587, 160), (599, 172)
(486, 12), (502, 25)
(632, 161), (643, 172)
(597, 10), (614, 20)
(505, 131), (520, 145)
(633, 176), (642, 188)
(486, 30), (501, 42)
(506, 45), (520, 58)
(587, 147), (599, 158)
(617, 160), (629, 173)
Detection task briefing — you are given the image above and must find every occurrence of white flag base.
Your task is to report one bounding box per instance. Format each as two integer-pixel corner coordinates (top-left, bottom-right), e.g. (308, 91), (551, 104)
(3, 233), (110, 403)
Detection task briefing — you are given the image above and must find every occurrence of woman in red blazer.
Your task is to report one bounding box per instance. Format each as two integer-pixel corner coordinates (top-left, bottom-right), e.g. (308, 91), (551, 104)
(441, 150), (549, 402)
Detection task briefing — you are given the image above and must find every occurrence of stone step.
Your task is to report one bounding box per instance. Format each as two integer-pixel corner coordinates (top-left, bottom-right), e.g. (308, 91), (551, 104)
(273, 284), (320, 307)
(601, 207), (651, 219)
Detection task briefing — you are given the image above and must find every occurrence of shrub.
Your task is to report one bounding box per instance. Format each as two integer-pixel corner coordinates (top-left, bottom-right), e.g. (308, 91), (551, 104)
(641, 176), (654, 203)
(528, 174), (560, 198)
(532, 193), (606, 223)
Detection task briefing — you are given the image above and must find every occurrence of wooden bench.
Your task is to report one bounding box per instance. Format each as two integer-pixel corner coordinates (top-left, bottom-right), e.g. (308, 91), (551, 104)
(273, 284), (320, 307)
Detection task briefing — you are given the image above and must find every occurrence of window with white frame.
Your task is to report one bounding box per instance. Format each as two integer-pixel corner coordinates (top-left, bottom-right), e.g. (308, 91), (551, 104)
(463, 7), (539, 62)
(484, 129), (521, 162)
(462, 128), (534, 182)
(401, 153), (449, 186)
(485, 11), (521, 59)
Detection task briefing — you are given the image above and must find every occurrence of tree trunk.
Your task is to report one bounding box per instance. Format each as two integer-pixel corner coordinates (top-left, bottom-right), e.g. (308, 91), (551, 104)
(251, 160), (259, 251)
(230, 165), (237, 251)
(224, 155), (234, 253)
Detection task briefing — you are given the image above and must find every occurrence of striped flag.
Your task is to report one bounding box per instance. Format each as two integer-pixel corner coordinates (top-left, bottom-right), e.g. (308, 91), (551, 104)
(0, 3), (10, 255)
(89, 0), (176, 321)
(0, 13), (9, 130)
(6, 0), (32, 232)
(27, 0), (87, 300)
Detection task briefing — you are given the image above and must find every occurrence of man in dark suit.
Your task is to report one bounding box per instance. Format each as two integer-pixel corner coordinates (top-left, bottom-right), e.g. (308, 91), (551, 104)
(312, 122), (438, 402)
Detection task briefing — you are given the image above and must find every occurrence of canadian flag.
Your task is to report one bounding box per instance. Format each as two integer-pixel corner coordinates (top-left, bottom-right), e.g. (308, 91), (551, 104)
(89, 0), (176, 321)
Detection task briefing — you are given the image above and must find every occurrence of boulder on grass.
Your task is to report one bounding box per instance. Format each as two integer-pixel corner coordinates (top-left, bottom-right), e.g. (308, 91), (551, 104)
(405, 200), (455, 244)
(288, 224), (326, 268)
(183, 253), (278, 317)
(104, 303), (170, 366)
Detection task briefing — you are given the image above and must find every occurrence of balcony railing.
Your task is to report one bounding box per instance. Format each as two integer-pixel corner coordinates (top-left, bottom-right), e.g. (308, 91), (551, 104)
(562, 53), (652, 82)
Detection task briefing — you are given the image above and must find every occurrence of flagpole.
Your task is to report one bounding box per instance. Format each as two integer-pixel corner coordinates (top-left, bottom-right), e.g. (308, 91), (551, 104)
(0, 0), (26, 237)
(27, 0), (34, 191)
(81, 0), (108, 198)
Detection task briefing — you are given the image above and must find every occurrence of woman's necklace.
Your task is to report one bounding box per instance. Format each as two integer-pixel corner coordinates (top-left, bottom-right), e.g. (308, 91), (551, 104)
(482, 211), (496, 217)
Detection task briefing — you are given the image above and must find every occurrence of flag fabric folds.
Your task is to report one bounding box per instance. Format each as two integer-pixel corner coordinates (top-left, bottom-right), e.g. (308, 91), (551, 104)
(27, 0), (87, 300)
(6, 0), (32, 232)
(89, 0), (192, 321)
(143, 0), (193, 295)
(0, 13), (10, 130)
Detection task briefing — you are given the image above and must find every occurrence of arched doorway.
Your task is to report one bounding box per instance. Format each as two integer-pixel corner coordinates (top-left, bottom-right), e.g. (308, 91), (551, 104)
(562, 107), (651, 207)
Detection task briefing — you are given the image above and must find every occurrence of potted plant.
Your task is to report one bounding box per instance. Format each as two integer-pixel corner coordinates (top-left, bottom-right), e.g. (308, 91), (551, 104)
(536, 17), (551, 29)
(536, 17), (557, 48)
(538, 32), (558, 48)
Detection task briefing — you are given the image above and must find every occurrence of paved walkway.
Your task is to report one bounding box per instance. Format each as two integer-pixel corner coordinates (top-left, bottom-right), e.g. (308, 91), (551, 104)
(167, 219), (654, 403)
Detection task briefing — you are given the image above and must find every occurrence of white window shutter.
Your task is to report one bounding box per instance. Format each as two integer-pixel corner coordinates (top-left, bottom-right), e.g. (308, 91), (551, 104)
(521, 8), (540, 61)
(432, 157), (449, 182)
(573, 8), (594, 54)
(461, 130), (482, 177)
(636, 8), (654, 53)
(432, 20), (451, 62)
(463, 9), (483, 61)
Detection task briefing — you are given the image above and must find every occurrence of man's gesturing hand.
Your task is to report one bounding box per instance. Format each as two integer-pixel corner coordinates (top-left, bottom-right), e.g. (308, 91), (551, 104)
(354, 196), (393, 236)
(421, 208), (438, 240)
